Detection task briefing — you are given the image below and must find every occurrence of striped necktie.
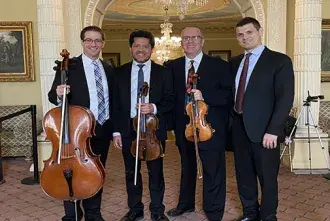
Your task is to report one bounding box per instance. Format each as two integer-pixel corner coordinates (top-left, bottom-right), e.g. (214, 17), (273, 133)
(92, 60), (107, 125)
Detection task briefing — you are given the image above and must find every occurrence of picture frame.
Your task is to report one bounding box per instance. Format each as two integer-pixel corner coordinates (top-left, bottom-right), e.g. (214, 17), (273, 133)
(0, 21), (35, 82)
(322, 19), (330, 82)
(102, 52), (120, 68)
(208, 50), (231, 62)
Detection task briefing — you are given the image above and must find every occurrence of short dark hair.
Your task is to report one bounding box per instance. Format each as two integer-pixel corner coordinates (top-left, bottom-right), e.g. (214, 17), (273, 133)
(80, 26), (105, 41)
(129, 30), (155, 48)
(236, 17), (261, 30)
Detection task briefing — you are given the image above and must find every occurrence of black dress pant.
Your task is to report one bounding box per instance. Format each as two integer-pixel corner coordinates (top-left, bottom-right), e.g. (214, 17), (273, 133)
(232, 114), (280, 220)
(62, 122), (111, 221)
(122, 135), (166, 216)
(175, 121), (226, 221)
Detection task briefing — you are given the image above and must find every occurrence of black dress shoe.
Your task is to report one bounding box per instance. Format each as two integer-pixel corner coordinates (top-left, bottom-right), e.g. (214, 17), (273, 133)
(85, 217), (104, 221)
(151, 214), (169, 221)
(235, 216), (259, 221)
(261, 214), (277, 221)
(85, 214), (105, 221)
(120, 211), (144, 221)
(166, 207), (195, 217)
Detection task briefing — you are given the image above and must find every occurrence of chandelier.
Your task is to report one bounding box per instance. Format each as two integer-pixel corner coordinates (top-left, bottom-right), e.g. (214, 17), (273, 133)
(155, 7), (181, 62)
(155, 0), (208, 20)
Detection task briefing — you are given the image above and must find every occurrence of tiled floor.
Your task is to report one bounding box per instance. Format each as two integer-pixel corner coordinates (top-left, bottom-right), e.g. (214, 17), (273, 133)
(1, 141), (330, 221)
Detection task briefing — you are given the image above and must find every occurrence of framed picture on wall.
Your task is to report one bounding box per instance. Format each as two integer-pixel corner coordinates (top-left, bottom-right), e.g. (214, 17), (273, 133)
(208, 50), (231, 62)
(322, 19), (330, 82)
(102, 52), (120, 68)
(0, 21), (35, 82)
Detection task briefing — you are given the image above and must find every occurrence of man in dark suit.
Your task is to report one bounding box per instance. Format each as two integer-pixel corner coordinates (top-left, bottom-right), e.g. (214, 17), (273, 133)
(166, 27), (232, 221)
(112, 30), (174, 221)
(48, 26), (113, 221)
(229, 17), (294, 221)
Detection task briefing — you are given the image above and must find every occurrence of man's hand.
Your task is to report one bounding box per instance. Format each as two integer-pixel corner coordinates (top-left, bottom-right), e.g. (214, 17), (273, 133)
(136, 103), (154, 114)
(56, 85), (70, 97)
(113, 135), (122, 150)
(190, 89), (204, 101)
(262, 133), (278, 149)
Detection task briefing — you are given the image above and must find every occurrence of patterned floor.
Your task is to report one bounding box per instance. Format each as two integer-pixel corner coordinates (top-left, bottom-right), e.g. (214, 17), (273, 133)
(0, 141), (330, 221)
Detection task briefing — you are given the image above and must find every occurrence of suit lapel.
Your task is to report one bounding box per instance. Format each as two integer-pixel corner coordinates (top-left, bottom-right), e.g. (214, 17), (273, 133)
(232, 54), (244, 97)
(149, 61), (158, 103)
(245, 47), (270, 93)
(177, 57), (186, 90)
(100, 60), (111, 84)
(76, 55), (90, 107)
(126, 62), (133, 110)
(196, 54), (208, 87)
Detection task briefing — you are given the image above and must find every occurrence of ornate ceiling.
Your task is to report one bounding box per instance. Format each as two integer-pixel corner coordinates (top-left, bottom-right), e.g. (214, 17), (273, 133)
(102, 0), (249, 38)
(104, 0), (240, 22)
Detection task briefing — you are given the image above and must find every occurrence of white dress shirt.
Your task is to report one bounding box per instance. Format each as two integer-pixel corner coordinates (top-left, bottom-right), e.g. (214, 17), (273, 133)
(130, 59), (157, 118)
(113, 59), (157, 137)
(82, 53), (109, 122)
(234, 44), (265, 101)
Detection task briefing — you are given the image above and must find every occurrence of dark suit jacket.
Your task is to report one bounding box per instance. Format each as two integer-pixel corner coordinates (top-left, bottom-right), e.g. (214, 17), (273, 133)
(229, 47), (294, 143)
(48, 55), (114, 138)
(112, 61), (174, 141)
(166, 54), (232, 149)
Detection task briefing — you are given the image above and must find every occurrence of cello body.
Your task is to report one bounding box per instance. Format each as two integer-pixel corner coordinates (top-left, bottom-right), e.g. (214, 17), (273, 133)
(41, 106), (105, 200)
(40, 49), (105, 201)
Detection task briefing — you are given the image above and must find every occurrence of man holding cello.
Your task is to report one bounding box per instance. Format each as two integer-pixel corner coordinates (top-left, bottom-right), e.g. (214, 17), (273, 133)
(112, 30), (174, 221)
(48, 26), (113, 221)
(165, 27), (232, 221)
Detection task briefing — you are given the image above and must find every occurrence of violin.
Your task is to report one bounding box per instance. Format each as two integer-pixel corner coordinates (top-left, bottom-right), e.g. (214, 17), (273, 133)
(185, 71), (214, 178)
(130, 82), (164, 185)
(185, 72), (214, 142)
(40, 49), (105, 201)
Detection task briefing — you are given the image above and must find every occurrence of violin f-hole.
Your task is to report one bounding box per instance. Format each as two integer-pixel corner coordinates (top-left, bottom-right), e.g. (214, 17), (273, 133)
(63, 169), (74, 197)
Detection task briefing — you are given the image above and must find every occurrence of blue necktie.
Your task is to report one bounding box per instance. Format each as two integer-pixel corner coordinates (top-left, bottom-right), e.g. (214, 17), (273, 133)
(137, 64), (144, 102)
(92, 60), (106, 125)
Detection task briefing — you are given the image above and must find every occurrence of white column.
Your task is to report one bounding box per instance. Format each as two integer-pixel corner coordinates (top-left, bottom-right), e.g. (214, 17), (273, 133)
(266, 0), (287, 53)
(63, 0), (82, 56)
(37, 0), (65, 116)
(35, 0), (66, 171)
(292, 0), (329, 172)
(294, 0), (322, 131)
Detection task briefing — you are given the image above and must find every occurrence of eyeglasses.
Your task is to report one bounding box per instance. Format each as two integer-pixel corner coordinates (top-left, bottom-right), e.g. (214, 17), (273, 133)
(182, 36), (203, 42)
(83, 38), (104, 44)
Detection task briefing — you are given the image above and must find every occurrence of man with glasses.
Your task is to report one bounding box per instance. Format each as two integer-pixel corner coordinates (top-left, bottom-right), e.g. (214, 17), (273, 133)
(48, 25), (113, 221)
(165, 27), (232, 220)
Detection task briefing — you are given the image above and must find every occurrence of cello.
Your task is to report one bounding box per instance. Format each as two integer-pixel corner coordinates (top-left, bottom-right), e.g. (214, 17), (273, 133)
(130, 82), (164, 185)
(40, 50), (105, 206)
(185, 71), (214, 178)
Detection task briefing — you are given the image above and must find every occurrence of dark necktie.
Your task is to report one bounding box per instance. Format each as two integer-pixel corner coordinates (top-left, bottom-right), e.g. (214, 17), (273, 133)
(137, 64), (144, 102)
(92, 60), (107, 125)
(235, 53), (252, 114)
(185, 60), (195, 105)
